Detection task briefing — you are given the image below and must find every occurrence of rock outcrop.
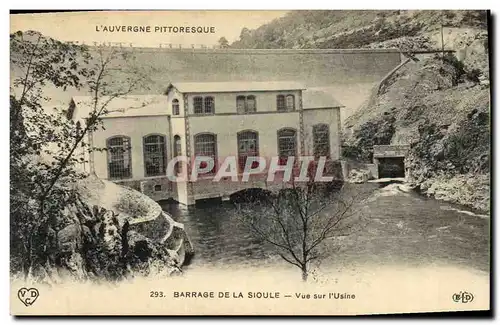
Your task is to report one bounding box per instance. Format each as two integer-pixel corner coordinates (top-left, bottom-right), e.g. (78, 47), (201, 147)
(41, 176), (194, 283)
(344, 56), (490, 213)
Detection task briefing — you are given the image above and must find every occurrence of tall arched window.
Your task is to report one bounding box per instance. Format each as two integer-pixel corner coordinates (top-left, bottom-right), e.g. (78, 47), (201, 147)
(277, 128), (297, 165)
(286, 95), (295, 110)
(173, 135), (182, 175)
(107, 136), (132, 179)
(237, 130), (259, 172)
(276, 95), (286, 111)
(172, 99), (180, 115)
(313, 124), (330, 158)
(194, 133), (217, 174)
(143, 134), (166, 176)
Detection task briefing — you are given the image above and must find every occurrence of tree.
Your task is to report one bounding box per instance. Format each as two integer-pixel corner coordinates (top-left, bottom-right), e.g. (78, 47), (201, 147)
(239, 27), (251, 41)
(234, 169), (363, 282)
(10, 30), (150, 279)
(218, 37), (229, 49)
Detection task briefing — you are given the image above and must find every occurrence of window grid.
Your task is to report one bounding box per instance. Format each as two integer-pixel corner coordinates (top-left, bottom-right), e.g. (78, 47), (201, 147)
(236, 95), (257, 114)
(246, 95), (256, 113)
(193, 96), (203, 114)
(286, 95), (295, 110)
(204, 97), (215, 114)
(313, 124), (330, 158)
(143, 135), (166, 177)
(237, 131), (259, 172)
(236, 96), (246, 113)
(107, 136), (132, 180)
(277, 94), (296, 111)
(194, 133), (217, 175)
(277, 129), (297, 165)
(172, 99), (180, 115)
(277, 95), (286, 111)
(173, 135), (182, 175)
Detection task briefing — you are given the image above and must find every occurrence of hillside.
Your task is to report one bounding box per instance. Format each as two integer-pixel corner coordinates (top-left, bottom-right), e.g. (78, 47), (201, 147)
(343, 55), (490, 212)
(230, 10), (488, 50)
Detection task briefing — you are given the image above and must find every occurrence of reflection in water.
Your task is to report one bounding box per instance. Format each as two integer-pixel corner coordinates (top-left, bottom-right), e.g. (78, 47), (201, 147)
(159, 184), (490, 273)
(161, 199), (271, 268)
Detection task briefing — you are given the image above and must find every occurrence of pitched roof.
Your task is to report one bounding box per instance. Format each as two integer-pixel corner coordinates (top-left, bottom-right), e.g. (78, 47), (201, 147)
(71, 95), (168, 120)
(302, 88), (344, 109)
(167, 81), (306, 94)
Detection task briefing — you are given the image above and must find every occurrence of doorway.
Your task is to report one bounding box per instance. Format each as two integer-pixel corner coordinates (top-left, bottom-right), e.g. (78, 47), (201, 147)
(377, 157), (405, 178)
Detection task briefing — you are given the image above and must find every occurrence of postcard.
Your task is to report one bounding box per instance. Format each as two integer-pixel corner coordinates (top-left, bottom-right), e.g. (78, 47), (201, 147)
(10, 10), (490, 315)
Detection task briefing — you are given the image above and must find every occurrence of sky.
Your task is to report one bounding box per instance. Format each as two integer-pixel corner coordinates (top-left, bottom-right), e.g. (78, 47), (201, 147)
(10, 11), (288, 48)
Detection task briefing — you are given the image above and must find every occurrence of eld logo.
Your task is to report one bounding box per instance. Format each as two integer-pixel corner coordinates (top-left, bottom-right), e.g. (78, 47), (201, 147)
(17, 287), (39, 306)
(452, 291), (474, 304)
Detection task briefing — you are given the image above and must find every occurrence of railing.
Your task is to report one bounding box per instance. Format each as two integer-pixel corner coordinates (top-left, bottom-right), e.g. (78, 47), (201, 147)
(70, 41), (228, 49)
(68, 41), (406, 53)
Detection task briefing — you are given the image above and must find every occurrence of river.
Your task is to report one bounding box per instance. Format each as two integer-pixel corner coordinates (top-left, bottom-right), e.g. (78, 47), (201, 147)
(157, 182), (490, 274)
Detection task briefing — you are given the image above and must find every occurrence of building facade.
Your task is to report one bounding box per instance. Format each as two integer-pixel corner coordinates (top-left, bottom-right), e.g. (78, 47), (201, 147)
(71, 81), (343, 205)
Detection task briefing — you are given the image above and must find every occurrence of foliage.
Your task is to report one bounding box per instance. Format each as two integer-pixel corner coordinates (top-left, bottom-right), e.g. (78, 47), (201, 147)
(10, 30), (149, 279)
(349, 113), (396, 162)
(444, 110), (490, 174)
(10, 30), (92, 275)
(217, 37), (229, 49)
(442, 53), (483, 84)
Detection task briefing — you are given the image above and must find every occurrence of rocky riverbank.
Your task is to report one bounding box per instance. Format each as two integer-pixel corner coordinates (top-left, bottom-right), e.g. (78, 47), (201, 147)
(20, 176), (194, 284)
(412, 173), (490, 213)
(343, 54), (490, 214)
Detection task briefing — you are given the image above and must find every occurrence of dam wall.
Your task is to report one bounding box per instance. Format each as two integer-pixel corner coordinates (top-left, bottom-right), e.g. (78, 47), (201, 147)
(106, 47), (403, 93)
(33, 47), (402, 111)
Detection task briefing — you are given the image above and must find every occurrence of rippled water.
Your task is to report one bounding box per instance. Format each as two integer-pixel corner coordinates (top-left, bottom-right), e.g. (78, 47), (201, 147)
(158, 183), (490, 273)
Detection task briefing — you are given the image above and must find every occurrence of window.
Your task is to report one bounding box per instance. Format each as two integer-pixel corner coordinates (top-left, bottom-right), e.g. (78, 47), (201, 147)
(204, 96), (215, 114)
(277, 94), (295, 111)
(286, 95), (295, 110)
(313, 124), (330, 158)
(172, 99), (180, 115)
(194, 133), (217, 174)
(277, 95), (286, 111)
(237, 130), (259, 172)
(194, 96), (203, 114)
(237, 95), (257, 113)
(173, 135), (182, 175)
(246, 95), (256, 113)
(193, 96), (215, 115)
(236, 96), (246, 113)
(143, 134), (166, 176)
(277, 128), (297, 165)
(107, 136), (132, 179)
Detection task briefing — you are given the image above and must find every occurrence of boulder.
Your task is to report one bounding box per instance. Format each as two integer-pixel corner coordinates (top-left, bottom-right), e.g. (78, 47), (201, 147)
(346, 169), (372, 183)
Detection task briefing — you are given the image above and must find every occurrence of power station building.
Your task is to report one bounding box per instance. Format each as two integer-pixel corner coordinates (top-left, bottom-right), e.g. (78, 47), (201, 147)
(71, 81), (344, 205)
